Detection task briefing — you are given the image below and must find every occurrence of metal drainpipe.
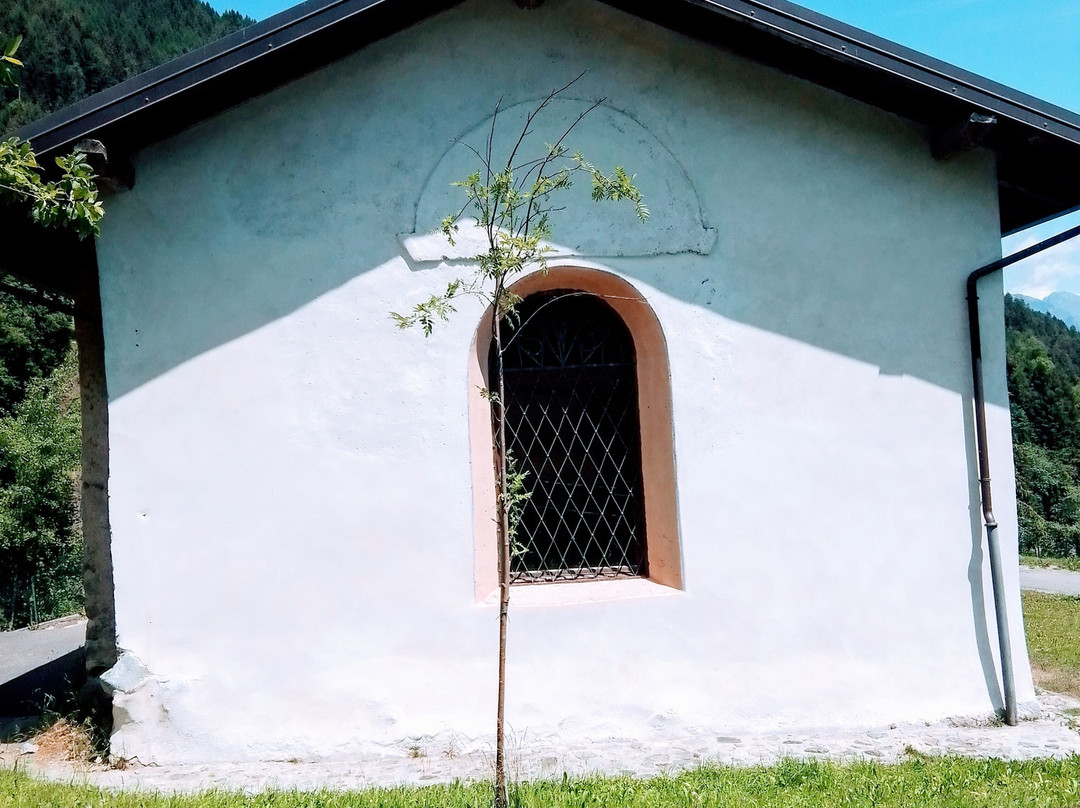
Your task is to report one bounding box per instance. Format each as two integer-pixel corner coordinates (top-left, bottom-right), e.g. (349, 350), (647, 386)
(967, 221), (1080, 726)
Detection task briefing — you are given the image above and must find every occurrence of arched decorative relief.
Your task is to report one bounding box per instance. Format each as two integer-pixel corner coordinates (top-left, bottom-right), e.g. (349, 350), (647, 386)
(400, 100), (716, 267)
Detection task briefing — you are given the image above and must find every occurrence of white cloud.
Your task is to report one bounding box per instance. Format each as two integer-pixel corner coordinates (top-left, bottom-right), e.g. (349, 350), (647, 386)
(1003, 212), (1080, 299)
(1005, 239), (1080, 299)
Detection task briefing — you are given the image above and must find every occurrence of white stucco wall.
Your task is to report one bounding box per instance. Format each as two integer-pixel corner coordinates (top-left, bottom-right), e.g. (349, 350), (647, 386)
(94, 0), (1033, 763)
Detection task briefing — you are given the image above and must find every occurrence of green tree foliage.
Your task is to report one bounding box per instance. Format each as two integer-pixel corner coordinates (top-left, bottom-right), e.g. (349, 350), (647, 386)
(0, 35), (104, 238)
(0, 345), (81, 629)
(1005, 294), (1080, 558)
(0, 134), (103, 237)
(0, 28), (98, 627)
(0, 290), (74, 416)
(0, 0), (252, 132)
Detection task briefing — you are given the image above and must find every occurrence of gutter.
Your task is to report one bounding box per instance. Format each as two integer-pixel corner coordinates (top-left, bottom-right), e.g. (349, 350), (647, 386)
(967, 221), (1080, 726)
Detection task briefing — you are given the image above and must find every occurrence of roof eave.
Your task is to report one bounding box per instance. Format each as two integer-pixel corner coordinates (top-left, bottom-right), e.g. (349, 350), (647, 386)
(18, 0), (461, 158)
(17, 0), (1080, 233)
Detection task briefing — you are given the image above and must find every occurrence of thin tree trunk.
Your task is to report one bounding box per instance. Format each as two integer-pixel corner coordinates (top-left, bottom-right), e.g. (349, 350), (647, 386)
(492, 289), (512, 808)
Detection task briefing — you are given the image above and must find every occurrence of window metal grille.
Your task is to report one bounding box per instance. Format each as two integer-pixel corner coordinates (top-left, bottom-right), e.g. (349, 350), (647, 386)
(491, 291), (647, 583)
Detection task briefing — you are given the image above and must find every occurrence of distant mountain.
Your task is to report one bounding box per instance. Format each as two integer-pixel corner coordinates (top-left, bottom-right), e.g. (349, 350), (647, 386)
(1013, 291), (1080, 331)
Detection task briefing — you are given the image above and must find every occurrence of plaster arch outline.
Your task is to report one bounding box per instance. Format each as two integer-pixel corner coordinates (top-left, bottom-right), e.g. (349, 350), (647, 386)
(400, 99), (717, 267)
(468, 265), (683, 603)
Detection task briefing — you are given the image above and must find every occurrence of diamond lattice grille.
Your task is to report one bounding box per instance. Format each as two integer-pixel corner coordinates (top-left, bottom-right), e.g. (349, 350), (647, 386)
(492, 292), (646, 583)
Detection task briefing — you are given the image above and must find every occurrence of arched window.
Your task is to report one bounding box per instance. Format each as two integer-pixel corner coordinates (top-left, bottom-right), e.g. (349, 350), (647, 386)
(491, 292), (646, 582)
(469, 267), (681, 599)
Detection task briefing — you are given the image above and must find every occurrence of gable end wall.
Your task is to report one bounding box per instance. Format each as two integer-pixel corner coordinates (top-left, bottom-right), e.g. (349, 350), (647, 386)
(93, 0), (1027, 762)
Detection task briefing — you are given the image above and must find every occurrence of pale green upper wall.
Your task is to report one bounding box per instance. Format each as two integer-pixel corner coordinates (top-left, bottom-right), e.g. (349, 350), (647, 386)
(97, 0), (1001, 402)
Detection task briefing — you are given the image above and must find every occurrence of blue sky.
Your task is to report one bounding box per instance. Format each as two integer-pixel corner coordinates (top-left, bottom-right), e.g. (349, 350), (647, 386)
(207, 0), (1080, 297)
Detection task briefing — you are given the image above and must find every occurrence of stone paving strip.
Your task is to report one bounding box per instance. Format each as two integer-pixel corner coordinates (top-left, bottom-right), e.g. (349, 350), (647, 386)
(3, 693), (1079, 793)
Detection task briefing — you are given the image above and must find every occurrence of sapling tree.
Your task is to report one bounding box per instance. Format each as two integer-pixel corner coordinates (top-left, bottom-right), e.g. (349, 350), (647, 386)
(393, 73), (647, 808)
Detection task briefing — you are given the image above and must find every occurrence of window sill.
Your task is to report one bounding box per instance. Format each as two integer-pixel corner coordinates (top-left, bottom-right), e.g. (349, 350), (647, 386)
(477, 576), (682, 609)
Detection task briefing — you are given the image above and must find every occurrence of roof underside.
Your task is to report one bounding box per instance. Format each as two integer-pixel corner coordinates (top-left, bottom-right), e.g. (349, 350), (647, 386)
(17, 0), (1080, 235)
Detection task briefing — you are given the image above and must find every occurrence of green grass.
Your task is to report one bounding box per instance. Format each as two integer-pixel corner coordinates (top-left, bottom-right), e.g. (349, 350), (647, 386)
(1021, 555), (1080, 572)
(4, 757), (1080, 808)
(1023, 590), (1080, 700)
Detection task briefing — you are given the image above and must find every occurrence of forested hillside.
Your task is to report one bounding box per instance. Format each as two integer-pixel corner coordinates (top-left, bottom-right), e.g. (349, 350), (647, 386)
(0, 0), (251, 629)
(1, 0), (252, 132)
(1006, 294), (1080, 558)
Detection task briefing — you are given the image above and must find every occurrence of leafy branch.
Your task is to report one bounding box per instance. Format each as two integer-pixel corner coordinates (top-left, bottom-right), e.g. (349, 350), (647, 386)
(502, 452), (531, 559)
(0, 35), (23, 87)
(0, 35), (103, 239)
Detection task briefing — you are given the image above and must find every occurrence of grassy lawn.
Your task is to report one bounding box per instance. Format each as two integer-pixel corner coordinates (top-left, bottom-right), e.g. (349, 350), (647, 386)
(1023, 590), (1080, 700)
(1021, 555), (1080, 572)
(3, 757), (1080, 808)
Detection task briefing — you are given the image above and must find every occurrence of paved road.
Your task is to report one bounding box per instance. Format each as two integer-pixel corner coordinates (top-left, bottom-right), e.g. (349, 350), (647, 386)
(0, 616), (85, 685)
(1020, 565), (1080, 597)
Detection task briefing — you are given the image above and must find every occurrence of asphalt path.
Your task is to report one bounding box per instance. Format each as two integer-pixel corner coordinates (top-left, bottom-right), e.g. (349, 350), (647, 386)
(0, 615), (85, 685)
(1019, 565), (1080, 597)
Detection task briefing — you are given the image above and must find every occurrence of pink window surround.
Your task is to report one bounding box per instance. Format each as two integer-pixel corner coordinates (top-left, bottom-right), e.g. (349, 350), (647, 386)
(468, 266), (682, 603)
